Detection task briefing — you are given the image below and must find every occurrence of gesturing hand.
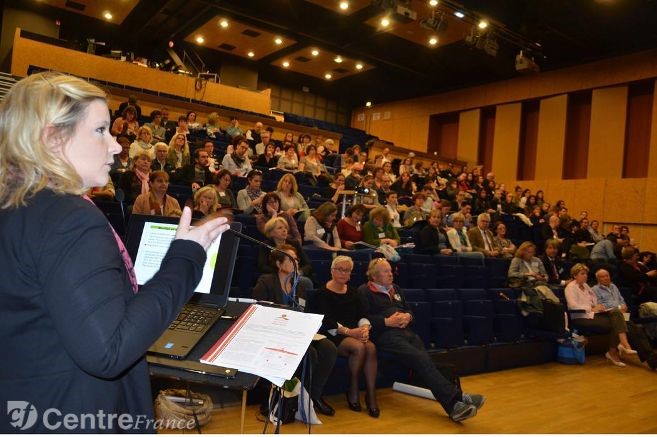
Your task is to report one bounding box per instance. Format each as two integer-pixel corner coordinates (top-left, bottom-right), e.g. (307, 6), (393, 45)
(175, 207), (230, 251)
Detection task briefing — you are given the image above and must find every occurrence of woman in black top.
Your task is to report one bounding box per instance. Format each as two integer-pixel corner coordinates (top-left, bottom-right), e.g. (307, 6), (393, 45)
(251, 245), (338, 416)
(310, 256), (380, 417)
(419, 209), (453, 255)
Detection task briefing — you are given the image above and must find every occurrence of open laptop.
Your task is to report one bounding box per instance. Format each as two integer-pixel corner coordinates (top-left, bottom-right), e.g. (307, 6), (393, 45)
(125, 214), (241, 360)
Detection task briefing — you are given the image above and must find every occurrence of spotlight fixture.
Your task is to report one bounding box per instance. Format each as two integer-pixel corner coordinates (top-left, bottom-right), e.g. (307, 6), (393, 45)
(282, 61), (290, 68)
(365, 101), (372, 107)
(247, 51), (255, 58)
(311, 49), (320, 56)
(380, 17), (391, 27)
(478, 19), (489, 30)
(429, 0), (438, 6)
(453, 11), (465, 18)
(219, 19), (229, 28)
(339, 1), (349, 10)
(429, 36), (438, 46)
(334, 56), (343, 63)
(103, 11), (113, 20)
(355, 63), (363, 70)
(274, 37), (283, 45)
(324, 73), (332, 80)
(195, 36), (205, 44)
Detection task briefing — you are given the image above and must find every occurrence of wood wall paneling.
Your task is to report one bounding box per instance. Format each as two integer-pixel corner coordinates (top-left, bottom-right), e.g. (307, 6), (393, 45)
(587, 86), (629, 179)
(603, 178), (647, 223)
(563, 91), (592, 180)
(623, 80), (654, 178)
(648, 80), (657, 178)
(427, 112), (459, 159)
(457, 109), (481, 167)
(492, 103), (522, 182)
(535, 94), (568, 180)
(478, 107), (496, 171)
(517, 100), (540, 181)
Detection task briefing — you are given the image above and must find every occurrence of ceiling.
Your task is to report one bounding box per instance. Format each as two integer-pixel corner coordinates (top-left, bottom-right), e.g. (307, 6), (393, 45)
(12, 0), (657, 106)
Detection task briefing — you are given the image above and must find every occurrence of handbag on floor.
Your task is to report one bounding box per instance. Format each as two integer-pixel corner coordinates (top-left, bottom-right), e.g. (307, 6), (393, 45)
(557, 337), (586, 364)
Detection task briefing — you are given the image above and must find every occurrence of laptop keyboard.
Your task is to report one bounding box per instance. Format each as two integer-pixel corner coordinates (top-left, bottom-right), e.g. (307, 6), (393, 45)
(168, 304), (221, 332)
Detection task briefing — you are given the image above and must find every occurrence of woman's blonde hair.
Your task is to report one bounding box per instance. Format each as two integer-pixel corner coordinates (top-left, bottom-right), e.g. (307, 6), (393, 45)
(515, 241), (536, 259)
(0, 72), (107, 208)
(137, 125), (152, 138)
(276, 173), (298, 194)
(193, 185), (218, 212)
(331, 255), (354, 270)
(570, 263), (589, 278)
(264, 216), (289, 238)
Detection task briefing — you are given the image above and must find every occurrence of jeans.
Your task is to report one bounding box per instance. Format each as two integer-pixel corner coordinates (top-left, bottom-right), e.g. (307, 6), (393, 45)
(375, 328), (461, 413)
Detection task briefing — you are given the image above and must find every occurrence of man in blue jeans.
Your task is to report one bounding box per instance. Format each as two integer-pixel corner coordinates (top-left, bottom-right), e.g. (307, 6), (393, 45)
(357, 258), (485, 422)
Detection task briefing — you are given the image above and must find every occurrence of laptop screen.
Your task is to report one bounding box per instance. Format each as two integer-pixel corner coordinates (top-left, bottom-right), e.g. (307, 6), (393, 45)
(125, 215), (241, 299)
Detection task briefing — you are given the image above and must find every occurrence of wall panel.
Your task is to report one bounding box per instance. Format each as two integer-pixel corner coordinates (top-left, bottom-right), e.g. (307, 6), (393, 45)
(587, 86), (629, 179)
(623, 81), (654, 178)
(492, 103), (522, 182)
(457, 109), (481, 166)
(535, 95), (568, 180)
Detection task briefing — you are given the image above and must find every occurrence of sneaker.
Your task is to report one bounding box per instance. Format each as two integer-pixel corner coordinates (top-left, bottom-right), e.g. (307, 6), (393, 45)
(449, 401), (477, 422)
(462, 393), (486, 410)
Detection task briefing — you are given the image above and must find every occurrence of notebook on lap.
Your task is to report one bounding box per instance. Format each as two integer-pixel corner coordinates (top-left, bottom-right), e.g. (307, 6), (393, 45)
(125, 215), (241, 361)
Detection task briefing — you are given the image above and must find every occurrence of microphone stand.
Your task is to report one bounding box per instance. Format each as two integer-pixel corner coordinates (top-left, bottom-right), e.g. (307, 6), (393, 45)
(115, 188), (127, 236)
(227, 228), (301, 309)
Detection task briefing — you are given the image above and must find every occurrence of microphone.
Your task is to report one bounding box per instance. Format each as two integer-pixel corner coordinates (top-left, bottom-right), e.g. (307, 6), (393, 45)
(226, 227), (302, 309)
(115, 188), (126, 233)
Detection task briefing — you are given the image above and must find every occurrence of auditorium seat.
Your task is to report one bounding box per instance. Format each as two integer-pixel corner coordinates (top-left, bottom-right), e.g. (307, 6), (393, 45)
(407, 301), (431, 347)
(463, 265), (488, 288)
(401, 288), (425, 302)
(462, 300), (495, 345)
(486, 257), (511, 288)
(457, 288), (487, 300)
(436, 264), (465, 288)
(430, 300), (465, 348)
(408, 263), (436, 288)
(425, 288), (458, 302)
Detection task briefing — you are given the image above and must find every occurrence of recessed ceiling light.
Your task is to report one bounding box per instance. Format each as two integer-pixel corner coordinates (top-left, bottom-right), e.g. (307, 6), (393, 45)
(219, 19), (229, 28)
(478, 20), (489, 29)
(454, 11), (465, 18)
(274, 37), (283, 45)
(247, 51), (255, 58)
(429, 37), (438, 46)
(311, 49), (320, 56)
(334, 56), (343, 63)
(324, 73), (332, 80)
(355, 63), (363, 70)
(365, 101), (372, 107)
(103, 11), (113, 20)
(339, 1), (349, 10)
(381, 17), (390, 27)
(282, 61), (290, 68)
(195, 36), (205, 44)
(429, 0), (438, 6)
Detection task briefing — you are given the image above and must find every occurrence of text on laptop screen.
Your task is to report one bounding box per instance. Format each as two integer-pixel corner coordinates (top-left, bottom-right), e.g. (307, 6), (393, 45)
(134, 221), (221, 294)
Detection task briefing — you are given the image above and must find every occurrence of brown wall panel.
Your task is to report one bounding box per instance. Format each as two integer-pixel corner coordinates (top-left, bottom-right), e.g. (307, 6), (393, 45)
(492, 103), (522, 182)
(428, 112), (459, 159)
(587, 86), (629, 179)
(623, 81), (654, 178)
(535, 95), (568, 180)
(517, 100), (540, 181)
(478, 107), (496, 172)
(563, 92), (591, 179)
(603, 178), (647, 223)
(457, 109), (481, 166)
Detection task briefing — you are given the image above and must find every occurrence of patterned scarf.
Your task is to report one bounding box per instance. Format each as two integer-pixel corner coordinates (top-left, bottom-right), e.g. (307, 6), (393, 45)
(246, 186), (264, 213)
(134, 169), (150, 195)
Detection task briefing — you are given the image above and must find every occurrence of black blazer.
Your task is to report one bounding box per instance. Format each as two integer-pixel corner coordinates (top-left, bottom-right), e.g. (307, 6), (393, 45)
(0, 190), (206, 432)
(251, 273), (306, 305)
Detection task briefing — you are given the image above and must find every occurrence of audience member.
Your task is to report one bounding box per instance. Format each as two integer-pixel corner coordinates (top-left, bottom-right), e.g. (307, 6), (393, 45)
(540, 239), (569, 287)
(467, 213), (501, 257)
(278, 145), (300, 171)
(419, 209), (453, 255)
(202, 140), (219, 173)
(587, 219), (604, 243)
(205, 112), (222, 138)
(384, 191), (402, 228)
(403, 192), (427, 227)
(110, 135), (132, 177)
(255, 142), (279, 168)
(150, 142), (173, 173)
(225, 116), (244, 139)
(119, 152), (151, 205)
(304, 202), (341, 251)
(252, 245), (337, 416)
(254, 129), (272, 156)
(144, 109), (165, 142)
(111, 105), (139, 140)
(492, 221), (516, 258)
(246, 121), (264, 146)
(619, 247), (657, 304)
(362, 206), (400, 248)
(355, 175), (380, 210)
(117, 95), (142, 118)
(310, 256), (380, 417)
(236, 169), (265, 214)
(391, 171), (415, 197)
(255, 193), (302, 244)
(213, 169), (237, 209)
(222, 135), (253, 177)
(565, 263), (637, 367)
(357, 259), (485, 422)
(166, 133), (191, 171)
(132, 171), (181, 217)
(299, 144), (326, 180)
(337, 204), (367, 249)
(446, 213), (478, 256)
(592, 269), (628, 313)
(191, 186), (219, 218)
(507, 241), (548, 289)
(276, 173), (310, 221)
(174, 148), (214, 189)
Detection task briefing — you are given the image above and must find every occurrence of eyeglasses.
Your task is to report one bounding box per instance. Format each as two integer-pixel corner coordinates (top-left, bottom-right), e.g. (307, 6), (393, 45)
(332, 267), (352, 274)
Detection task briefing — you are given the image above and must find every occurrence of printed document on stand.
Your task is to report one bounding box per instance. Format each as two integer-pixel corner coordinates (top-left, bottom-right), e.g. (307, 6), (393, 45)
(200, 304), (323, 386)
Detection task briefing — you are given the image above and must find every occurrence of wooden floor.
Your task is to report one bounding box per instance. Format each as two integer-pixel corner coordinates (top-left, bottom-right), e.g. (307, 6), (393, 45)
(160, 355), (657, 434)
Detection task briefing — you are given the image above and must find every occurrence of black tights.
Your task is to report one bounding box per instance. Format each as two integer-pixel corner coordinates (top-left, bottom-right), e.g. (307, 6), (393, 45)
(338, 337), (378, 407)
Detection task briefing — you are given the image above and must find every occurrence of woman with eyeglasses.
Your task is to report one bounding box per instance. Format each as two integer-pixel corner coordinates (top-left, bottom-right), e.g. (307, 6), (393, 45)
(252, 245), (338, 417)
(309, 256), (380, 417)
(255, 193), (302, 245)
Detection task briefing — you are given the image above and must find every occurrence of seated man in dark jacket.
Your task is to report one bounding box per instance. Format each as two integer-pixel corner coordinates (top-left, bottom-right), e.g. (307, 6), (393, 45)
(540, 239), (570, 287)
(357, 259), (485, 422)
(174, 148), (214, 188)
